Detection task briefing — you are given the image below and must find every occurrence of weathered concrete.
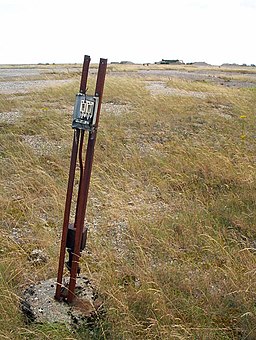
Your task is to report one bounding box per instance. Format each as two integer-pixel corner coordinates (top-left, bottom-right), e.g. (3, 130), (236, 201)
(21, 276), (103, 329)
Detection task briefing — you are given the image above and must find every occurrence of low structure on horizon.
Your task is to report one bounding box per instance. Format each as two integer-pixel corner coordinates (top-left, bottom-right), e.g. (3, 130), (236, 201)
(155, 59), (184, 65)
(188, 61), (211, 66)
(110, 61), (135, 65)
(221, 63), (255, 67)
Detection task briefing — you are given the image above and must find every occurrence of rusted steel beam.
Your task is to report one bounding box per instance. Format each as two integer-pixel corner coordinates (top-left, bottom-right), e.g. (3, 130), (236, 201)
(80, 55), (91, 94)
(75, 129), (85, 219)
(67, 58), (107, 303)
(55, 56), (91, 301)
(55, 129), (80, 300)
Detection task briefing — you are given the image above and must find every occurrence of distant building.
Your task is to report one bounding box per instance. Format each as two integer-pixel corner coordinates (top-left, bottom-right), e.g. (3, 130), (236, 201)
(110, 61), (135, 65)
(120, 61), (134, 65)
(221, 63), (241, 67)
(155, 59), (184, 65)
(190, 62), (211, 67)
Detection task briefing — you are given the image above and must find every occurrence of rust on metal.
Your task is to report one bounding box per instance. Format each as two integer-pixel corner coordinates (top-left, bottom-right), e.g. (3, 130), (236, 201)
(55, 56), (107, 303)
(80, 55), (91, 94)
(55, 129), (80, 300)
(67, 58), (107, 302)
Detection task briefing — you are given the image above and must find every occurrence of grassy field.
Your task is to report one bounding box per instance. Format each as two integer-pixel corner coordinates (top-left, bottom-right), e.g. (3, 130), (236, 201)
(0, 64), (256, 339)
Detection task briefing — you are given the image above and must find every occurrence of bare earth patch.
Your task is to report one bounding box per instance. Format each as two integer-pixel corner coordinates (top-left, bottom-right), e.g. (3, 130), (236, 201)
(138, 69), (256, 88)
(22, 135), (62, 156)
(0, 110), (22, 123)
(102, 102), (132, 115)
(0, 79), (73, 94)
(200, 104), (234, 120)
(146, 81), (208, 98)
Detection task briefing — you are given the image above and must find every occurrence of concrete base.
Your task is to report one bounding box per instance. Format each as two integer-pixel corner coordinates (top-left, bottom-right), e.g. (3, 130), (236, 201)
(21, 276), (103, 329)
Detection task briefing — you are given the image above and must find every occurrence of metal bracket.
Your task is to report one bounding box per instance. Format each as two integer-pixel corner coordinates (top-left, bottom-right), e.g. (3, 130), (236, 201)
(66, 223), (87, 252)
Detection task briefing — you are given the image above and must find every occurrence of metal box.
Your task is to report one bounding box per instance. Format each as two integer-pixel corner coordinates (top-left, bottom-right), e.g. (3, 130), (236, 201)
(72, 93), (99, 131)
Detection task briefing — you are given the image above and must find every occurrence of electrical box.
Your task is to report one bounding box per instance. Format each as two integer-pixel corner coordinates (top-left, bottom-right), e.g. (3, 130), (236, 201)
(72, 93), (99, 131)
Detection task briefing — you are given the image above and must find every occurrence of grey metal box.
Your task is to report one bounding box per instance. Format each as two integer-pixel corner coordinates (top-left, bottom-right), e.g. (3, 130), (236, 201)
(72, 93), (99, 131)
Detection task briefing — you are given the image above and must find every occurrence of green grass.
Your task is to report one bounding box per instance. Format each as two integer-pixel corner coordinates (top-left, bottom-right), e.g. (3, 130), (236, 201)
(0, 64), (256, 339)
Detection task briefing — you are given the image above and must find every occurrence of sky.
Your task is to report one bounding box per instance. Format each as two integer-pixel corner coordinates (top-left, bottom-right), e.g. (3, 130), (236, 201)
(0, 0), (255, 65)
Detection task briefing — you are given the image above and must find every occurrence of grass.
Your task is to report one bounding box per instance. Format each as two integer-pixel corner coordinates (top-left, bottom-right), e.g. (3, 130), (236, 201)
(0, 64), (256, 339)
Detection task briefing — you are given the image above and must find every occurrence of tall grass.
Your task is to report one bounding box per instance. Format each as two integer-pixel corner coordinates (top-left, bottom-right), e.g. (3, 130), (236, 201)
(0, 64), (255, 339)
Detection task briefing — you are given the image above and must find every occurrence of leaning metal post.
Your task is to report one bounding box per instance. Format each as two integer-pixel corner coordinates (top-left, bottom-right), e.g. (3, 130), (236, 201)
(55, 56), (107, 302)
(67, 58), (107, 302)
(55, 128), (80, 301)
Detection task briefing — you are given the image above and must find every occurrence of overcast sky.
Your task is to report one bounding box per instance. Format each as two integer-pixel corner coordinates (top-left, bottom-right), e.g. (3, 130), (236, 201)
(0, 0), (255, 65)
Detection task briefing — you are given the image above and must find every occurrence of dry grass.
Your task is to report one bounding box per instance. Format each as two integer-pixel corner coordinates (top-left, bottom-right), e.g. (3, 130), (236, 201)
(0, 64), (255, 339)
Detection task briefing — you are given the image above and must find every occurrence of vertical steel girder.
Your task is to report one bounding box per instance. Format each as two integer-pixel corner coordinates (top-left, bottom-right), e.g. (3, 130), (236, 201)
(55, 56), (107, 303)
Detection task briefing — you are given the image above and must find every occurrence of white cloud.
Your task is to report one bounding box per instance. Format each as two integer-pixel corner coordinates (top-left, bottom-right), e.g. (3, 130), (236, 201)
(240, 0), (256, 8)
(0, 0), (255, 65)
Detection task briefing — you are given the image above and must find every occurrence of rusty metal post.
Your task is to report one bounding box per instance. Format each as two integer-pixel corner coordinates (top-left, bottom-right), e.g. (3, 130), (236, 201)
(55, 129), (80, 300)
(80, 55), (91, 94)
(55, 56), (107, 303)
(55, 56), (91, 301)
(67, 58), (107, 303)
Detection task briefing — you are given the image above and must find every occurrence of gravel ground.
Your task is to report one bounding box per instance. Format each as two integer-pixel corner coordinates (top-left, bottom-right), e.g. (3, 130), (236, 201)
(1, 66), (255, 96)
(22, 135), (63, 156)
(0, 65), (92, 94)
(108, 67), (256, 88)
(0, 68), (42, 78)
(102, 102), (132, 115)
(145, 81), (208, 98)
(0, 110), (22, 123)
(0, 79), (73, 94)
(138, 69), (256, 88)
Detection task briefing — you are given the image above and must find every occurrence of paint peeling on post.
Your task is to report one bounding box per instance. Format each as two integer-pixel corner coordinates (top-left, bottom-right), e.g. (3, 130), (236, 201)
(55, 55), (107, 303)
